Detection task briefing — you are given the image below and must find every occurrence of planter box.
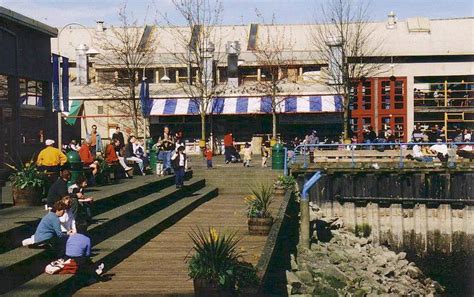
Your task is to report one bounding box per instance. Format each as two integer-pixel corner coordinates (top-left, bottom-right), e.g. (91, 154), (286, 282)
(12, 186), (42, 206)
(248, 217), (274, 236)
(193, 278), (233, 297)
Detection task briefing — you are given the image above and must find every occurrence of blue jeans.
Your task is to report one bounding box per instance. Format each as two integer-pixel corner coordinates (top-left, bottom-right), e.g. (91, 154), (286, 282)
(175, 167), (185, 187)
(158, 151), (172, 172)
(207, 160), (213, 168)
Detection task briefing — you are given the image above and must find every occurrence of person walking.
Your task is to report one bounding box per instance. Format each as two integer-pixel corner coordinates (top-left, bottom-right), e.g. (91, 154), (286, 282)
(243, 142), (252, 167)
(36, 139), (68, 173)
(171, 145), (187, 188)
(86, 125), (103, 157)
(223, 131), (234, 164)
(261, 145), (269, 167)
(204, 146), (213, 169)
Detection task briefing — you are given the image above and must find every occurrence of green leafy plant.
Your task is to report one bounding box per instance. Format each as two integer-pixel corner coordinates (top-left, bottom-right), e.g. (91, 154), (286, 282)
(94, 156), (111, 185)
(274, 175), (297, 192)
(354, 223), (372, 238)
(6, 161), (45, 189)
(245, 183), (274, 218)
(187, 227), (258, 291)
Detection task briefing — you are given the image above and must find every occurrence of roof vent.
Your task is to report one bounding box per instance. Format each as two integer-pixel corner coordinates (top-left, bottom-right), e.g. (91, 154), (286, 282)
(387, 11), (397, 29)
(96, 20), (104, 32)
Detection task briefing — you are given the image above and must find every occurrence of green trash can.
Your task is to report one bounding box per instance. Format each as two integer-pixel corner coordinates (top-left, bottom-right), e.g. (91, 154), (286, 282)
(67, 151), (83, 187)
(146, 138), (157, 174)
(272, 143), (284, 170)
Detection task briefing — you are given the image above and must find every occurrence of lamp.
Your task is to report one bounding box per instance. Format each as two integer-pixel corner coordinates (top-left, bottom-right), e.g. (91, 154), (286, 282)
(160, 67), (170, 82)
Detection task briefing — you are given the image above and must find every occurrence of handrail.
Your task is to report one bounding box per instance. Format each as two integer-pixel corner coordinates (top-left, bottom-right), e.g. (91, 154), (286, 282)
(300, 171), (322, 248)
(301, 171), (322, 201)
(291, 141), (474, 168)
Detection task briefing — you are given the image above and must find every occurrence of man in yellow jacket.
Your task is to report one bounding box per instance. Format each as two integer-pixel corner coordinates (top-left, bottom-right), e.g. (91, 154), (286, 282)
(36, 139), (67, 172)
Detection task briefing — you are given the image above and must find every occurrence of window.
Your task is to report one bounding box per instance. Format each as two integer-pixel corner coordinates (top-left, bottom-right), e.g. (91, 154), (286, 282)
(394, 80), (404, 109)
(20, 78), (44, 107)
(0, 74), (7, 101)
(97, 106), (104, 114)
(240, 67), (258, 83)
(362, 81), (372, 110)
(381, 81), (391, 109)
(218, 67), (227, 83)
(98, 70), (116, 84)
(138, 69), (156, 83)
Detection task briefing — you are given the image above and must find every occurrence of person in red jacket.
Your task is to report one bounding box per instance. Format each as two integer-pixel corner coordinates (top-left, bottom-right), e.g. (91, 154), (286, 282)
(78, 140), (99, 176)
(223, 132), (234, 164)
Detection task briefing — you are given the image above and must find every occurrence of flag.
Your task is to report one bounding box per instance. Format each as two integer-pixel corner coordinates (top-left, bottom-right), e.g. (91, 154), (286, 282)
(52, 54), (60, 111)
(140, 78), (151, 117)
(61, 57), (69, 112)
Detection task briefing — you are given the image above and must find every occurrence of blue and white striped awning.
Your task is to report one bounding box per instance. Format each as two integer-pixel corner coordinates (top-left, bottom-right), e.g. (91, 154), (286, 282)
(149, 95), (342, 116)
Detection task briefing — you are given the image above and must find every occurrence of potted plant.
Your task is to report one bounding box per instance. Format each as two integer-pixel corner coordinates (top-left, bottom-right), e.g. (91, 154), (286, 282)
(95, 157), (111, 185)
(187, 227), (258, 296)
(245, 183), (274, 236)
(274, 175), (297, 194)
(6, 161), (45, 206)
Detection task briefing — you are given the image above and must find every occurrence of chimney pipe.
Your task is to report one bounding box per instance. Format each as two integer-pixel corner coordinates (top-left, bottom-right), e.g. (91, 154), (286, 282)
(96, 20), (104, 32)
(387, 11), (397, 29)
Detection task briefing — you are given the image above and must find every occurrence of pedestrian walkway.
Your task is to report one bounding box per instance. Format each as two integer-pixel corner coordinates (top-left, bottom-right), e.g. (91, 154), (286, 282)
(75, 165), (282, 296)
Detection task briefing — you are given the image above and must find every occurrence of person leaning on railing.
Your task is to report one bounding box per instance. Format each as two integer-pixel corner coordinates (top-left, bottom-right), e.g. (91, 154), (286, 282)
(36, 139), (68, 173)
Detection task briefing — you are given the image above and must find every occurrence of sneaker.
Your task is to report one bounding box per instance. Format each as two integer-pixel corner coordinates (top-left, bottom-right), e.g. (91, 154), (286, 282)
(22, 237), (34, 246)
(125, 167), (133, 171)
(95, 263), (105, 275)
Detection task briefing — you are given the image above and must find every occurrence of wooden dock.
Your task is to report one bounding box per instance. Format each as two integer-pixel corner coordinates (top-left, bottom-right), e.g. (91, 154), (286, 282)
(75, 167), (282, 296)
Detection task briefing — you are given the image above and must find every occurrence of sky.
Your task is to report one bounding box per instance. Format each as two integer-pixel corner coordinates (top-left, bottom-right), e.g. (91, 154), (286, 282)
(0, 0), (473, 28)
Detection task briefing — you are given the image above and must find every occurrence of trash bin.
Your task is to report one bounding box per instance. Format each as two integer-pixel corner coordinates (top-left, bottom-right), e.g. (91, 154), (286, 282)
(272, 143), (284, 170)
(66, 151), (83, 187)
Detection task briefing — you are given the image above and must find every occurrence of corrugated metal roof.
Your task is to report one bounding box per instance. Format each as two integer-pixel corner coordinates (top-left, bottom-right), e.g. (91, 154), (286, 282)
(0, 6), (57, 37)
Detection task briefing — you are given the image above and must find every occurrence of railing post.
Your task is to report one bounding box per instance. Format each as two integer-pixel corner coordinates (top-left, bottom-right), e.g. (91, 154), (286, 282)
(303, 144), (308, 168)
(283, 147), (288, 176)
(351, 145), (355, 168)
(300, 171), (322, 249)
(399, 144), (404, 168)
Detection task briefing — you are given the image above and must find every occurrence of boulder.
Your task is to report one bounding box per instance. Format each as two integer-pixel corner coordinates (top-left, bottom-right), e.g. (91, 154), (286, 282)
(287, 270), (301, 285)
(295, 271), (314, 285)
(397, 251), (407, 260)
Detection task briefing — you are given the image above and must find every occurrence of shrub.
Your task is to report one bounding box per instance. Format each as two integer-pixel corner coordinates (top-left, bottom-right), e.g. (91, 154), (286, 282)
(274, 175), (297, 192)
(354, 223), (372, 238)
(187, 227), (258, 291)
(245, 183), (274, 218)
(6, 161), (45, 189)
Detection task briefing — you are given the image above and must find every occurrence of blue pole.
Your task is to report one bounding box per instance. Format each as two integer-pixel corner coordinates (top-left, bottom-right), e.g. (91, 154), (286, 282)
(283, 147), (288, 176)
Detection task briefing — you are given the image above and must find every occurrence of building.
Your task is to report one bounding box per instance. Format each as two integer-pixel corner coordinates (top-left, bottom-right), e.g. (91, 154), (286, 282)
(52, 14), (474, 144)
(0, 6), (58, 169)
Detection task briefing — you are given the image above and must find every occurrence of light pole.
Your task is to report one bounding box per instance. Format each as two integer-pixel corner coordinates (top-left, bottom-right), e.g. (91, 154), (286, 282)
(55, 23), (100, 150)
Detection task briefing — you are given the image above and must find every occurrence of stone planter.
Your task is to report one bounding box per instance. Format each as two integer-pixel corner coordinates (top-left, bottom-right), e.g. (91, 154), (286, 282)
(193, 278), (233, 297)
(248, 217), (274, 236)
(12, 186), (42, 206)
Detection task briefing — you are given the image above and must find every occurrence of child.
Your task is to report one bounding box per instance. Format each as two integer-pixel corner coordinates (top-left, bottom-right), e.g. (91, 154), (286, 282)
(243, 142), (252, 167)
(204, 146), (213, 169)
(68, 176), (94, 222)
(22, 200), (71, 246)
(59, 196), (76, 234)
(171, 145), (187, 188)
(261, 146), (269, 167)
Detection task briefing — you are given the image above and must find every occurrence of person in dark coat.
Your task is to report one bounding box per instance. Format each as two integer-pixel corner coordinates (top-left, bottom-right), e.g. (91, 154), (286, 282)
(46, 170), (71, 208)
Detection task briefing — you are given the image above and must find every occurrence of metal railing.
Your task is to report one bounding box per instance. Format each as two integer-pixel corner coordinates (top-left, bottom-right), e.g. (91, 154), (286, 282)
(284, 141), (474, 170)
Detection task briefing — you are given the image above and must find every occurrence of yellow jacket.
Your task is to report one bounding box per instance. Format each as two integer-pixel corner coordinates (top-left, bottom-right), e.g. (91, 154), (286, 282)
(36, 146), (67, 167)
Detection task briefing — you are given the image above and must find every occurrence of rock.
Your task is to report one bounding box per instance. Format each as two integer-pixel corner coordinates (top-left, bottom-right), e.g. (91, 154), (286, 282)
(406, 265), (423, 279)
(295, 270), (313, 285)
(358, 237), (369, 246)
(290, 282), (304, 295)
(382, 267), (395, 277)
(397, 251), (407, 260)
(286, 271), (301, 285)
(328, 250), (348, 264)
(430, 280), (444, 293)
(374, 255), (387, 267)
(396, 259), (409, 269)
(291, 254), (298, 271)
(367, 264), (379, 274)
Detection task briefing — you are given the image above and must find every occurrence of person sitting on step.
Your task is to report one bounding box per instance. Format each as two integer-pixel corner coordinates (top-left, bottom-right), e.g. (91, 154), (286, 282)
(22, 200), (72, 248)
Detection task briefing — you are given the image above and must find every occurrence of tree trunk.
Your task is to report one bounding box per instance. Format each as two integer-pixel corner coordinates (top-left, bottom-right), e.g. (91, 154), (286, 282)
(272, 111), (277, 140)
(201, 112), (206, 142)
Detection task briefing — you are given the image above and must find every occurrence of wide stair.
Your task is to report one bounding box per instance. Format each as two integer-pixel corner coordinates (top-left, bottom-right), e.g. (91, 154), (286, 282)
(72, 162), (283, 296)
(0, 171), (218, 296)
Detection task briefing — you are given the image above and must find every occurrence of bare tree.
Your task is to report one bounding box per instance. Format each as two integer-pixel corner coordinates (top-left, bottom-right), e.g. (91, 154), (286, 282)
(93, 4), (156, 137)
(312, 0), (386, 140)
(254, 19), (296, 140)
(157, 0), (225, 145)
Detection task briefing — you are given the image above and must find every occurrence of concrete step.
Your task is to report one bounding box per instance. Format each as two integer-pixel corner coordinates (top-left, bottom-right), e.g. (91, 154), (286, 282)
(0, 177), (204, 295)
(0, 173), (191, 254)
(4, 186), (218, 297)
